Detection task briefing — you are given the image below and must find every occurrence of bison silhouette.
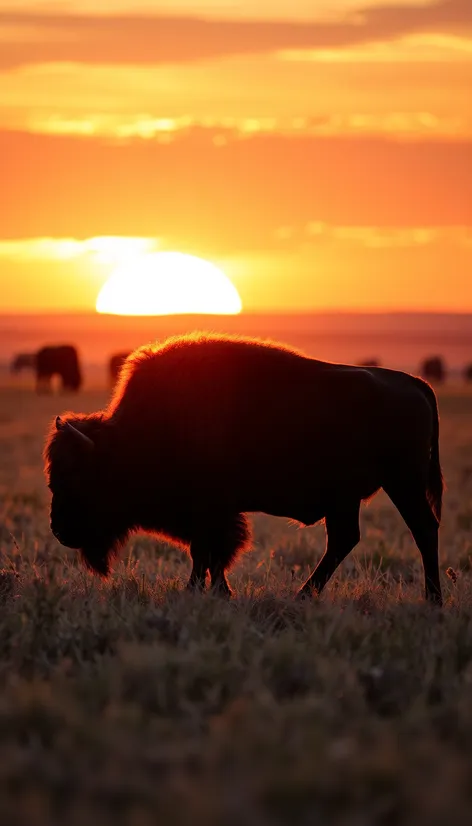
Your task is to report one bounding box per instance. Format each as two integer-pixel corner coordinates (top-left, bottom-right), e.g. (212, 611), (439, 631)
(357, 358), (381, 368)
(12, 346), (82, 393)
(36, 346), (82, 393)
(44, 334), (443, 604)
(420, 356), (446, 385)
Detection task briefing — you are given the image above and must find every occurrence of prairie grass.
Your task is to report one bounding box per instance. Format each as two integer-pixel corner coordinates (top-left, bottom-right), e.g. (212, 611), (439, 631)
(1, 384), (472, 825)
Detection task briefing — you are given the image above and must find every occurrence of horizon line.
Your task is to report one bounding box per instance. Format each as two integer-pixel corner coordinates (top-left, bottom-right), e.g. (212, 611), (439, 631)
(1, 308), (472, 318)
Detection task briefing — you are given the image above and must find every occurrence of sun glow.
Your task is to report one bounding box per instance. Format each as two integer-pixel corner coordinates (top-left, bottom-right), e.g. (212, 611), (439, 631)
(96, 252), (242, 316)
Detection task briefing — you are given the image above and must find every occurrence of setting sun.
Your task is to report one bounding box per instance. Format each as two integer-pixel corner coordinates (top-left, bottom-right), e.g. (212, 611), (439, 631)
(95, 252), (242, 316)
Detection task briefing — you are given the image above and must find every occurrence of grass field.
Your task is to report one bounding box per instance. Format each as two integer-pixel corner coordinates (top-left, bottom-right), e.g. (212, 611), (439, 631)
(1, 383), (472, 825)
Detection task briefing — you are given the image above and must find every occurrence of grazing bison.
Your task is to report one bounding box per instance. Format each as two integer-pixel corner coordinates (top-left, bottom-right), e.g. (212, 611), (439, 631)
(36, 346), (82, 393)
(44, 334), (443, 604)
(11, 346), (82, 392)
(109, 352), (130, 386)
(420, 356), (446, 385)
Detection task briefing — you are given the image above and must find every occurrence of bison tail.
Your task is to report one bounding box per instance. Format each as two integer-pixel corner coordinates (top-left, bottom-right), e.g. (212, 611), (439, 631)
(428, 425), (443, 524)
(422, 381), (443, 524)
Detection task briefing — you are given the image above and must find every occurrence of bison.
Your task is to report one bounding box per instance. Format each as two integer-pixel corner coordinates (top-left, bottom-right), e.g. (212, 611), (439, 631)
(44, 334), (443, 604)
(420, 356), (446, 385)
(36, 346), (82, 393)
(12, 346), (82, 393)
(109, 352), (130, 386)
(357, 358), (381, 368)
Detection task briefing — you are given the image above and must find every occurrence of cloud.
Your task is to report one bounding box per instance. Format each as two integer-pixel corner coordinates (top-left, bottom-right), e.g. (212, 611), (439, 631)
(0, 1), (471, 68)
(1, 226), (470, 274)
(278, 32), (472, 62)
(304, 222), (472, 247)
(272, 222), (472, 248)
(22, 111), (465, 140)
(0, 236), (159, 262)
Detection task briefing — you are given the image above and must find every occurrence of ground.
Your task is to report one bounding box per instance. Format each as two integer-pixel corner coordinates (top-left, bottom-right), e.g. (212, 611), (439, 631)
(1, 383), (472, 825)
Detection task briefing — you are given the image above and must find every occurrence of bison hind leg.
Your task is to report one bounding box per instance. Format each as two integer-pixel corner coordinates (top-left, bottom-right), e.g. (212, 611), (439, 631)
(383, 481), (442, 606)
(189, 513), (252, 597)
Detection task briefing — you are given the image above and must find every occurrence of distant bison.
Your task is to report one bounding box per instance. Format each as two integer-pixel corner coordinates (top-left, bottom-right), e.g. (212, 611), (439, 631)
(12, 346), (82, 393)
(44, 334), (443, 604)
(109, 352), (130, 386)
(36, 346), (82, 393)
(420, 356), (446, 385)
(357, 358), (381, 368)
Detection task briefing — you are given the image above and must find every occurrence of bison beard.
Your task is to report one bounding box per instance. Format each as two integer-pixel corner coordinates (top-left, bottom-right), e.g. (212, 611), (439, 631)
(44, 333), (443, 604)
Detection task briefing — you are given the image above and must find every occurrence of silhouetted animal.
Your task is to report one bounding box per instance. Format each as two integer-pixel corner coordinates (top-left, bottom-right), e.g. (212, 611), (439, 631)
(36, 346), (82, 393)
(464, 364), (472, 383)
(109, 352), (130, 386)
(11, 353), (37, 373)
(357, 358), (381, 368)
(420, 356), (446, 385)
(44, 334), (443, 604)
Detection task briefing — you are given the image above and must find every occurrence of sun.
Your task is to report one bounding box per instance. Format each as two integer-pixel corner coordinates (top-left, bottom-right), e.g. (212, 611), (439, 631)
(96, 252), (242, 316)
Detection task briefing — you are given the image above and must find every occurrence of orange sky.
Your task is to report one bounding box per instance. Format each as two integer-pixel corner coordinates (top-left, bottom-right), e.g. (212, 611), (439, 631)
(1, 0), (472, 312)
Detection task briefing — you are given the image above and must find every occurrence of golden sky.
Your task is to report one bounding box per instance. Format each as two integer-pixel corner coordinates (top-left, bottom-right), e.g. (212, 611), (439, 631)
(1, 0), (471, 312)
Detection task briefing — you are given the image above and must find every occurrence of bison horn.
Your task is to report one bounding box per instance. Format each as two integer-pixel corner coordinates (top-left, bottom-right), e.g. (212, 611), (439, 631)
(56, 416), (94, 451)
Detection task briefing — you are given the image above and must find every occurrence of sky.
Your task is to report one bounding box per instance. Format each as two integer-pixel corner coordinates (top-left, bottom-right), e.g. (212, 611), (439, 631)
(1, 0), (471, 312)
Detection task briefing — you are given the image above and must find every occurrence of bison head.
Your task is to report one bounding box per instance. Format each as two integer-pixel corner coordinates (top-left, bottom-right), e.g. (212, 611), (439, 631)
(44, 415), (127, 576)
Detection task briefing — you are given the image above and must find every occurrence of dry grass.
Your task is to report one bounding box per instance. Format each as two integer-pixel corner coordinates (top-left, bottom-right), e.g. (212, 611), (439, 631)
(1, 384), (472, 824)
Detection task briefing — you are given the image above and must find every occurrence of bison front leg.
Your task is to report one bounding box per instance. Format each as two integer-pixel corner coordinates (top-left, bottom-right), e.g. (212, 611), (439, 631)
(189, 513), (251, 597)
(297, 500), (361, 598)
(186, 550), (208, 592)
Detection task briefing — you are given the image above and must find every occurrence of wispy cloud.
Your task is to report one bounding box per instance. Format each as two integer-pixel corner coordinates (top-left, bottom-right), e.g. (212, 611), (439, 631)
(0, 1), (471, 68)
(303, 222), (472, 247)
(0, 236), (160, 262)
(278, 33), (472, 62)
(1, 227), (470, 269)
(22, 111), (464, 140)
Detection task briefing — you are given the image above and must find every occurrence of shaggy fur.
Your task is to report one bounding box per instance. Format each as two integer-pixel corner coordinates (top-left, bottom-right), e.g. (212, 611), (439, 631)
(44, 333), (443, 602)
(108, 352), (130, 387)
